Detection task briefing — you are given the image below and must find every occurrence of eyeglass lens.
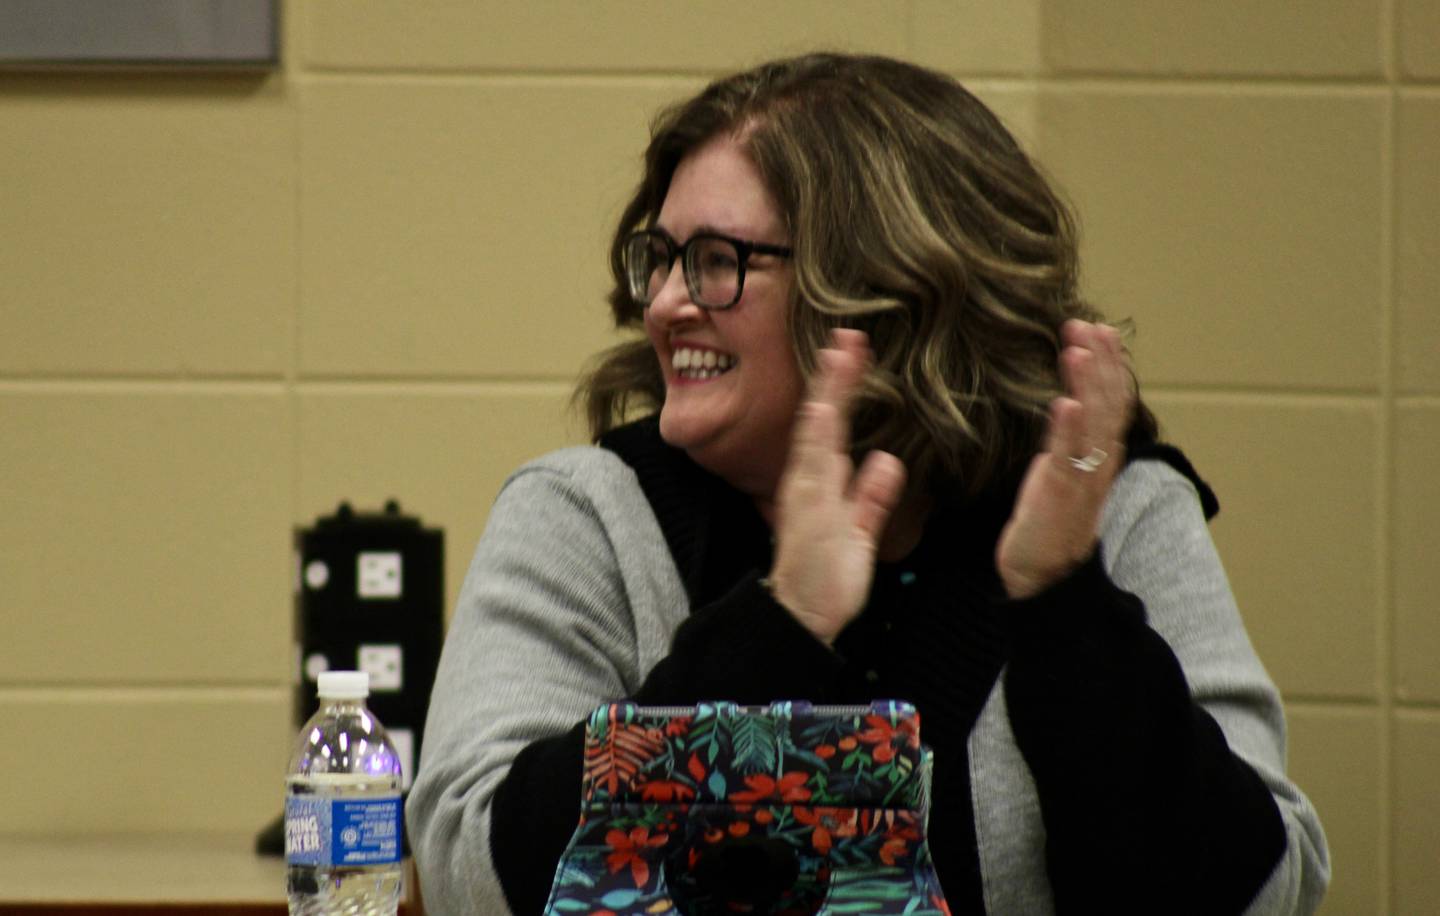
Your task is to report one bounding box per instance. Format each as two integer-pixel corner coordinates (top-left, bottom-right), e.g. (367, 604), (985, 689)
(627, 234), (741, 309)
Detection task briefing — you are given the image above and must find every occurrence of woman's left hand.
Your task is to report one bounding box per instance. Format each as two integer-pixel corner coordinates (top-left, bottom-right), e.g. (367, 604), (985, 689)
(996, 320), (1136, 599)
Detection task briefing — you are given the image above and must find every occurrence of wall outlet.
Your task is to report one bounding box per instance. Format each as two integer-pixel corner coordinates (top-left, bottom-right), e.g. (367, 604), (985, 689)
(358, 643), (403, 692)
(357, 551), (402, 599)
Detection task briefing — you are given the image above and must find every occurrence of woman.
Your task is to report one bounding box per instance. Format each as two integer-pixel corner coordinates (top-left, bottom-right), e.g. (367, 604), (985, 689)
(408, 53), (1329, 914)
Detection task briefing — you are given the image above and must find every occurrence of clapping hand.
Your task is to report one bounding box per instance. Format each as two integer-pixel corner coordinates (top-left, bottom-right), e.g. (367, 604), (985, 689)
(996, 320), (1136, 599)
(767, 321), (1133, 636)
(767, 330), (907, 647)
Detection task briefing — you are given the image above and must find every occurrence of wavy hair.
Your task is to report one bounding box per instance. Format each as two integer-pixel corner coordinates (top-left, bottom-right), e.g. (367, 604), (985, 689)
(578, 52), (1143, 495)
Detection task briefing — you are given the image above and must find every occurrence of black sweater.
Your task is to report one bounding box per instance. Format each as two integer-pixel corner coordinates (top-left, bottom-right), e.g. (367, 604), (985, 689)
(488, 418), (1284, 914)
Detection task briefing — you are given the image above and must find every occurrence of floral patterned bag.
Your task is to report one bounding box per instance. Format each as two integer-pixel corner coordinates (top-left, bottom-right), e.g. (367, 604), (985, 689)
(542, 700), (951, 915)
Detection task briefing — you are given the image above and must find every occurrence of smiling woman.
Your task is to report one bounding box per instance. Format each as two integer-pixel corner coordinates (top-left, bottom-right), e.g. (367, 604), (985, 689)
(639, 135), (804, 504)
(406, 53), (1329, 916)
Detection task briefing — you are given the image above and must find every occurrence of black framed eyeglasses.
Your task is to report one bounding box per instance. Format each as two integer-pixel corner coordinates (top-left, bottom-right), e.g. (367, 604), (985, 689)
(623, 229), (793, 310)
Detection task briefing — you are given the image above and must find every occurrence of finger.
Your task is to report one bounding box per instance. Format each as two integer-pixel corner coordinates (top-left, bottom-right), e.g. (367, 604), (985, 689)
(1110, 336), (1139, 439)
(819, 346), (866, 405)
(1044, 396), (1087, 473)
(1060, 324), (1124, 446)
(1059, 344), (1098, 418)
(787, 399), (845, 483)
(1109, 328), (1135, 394)
(1063, 319), (1111, 375)
(814, 348), (861, 456)
(807, 330), (871, 452)
(849, 450), (906, 544)
(1060, 318), (1092, 351)
(1050, 393), (1124, 496)
(1085, 326), (1133, 443)
(812, 331), (870, 408)
(830, 327), (870, 359)
(790, 346), (849, 474)
(1090, 325), (1127, 413)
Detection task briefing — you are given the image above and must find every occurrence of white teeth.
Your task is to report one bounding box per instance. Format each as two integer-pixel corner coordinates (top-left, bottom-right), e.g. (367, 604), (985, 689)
(671, 347), (736, 378)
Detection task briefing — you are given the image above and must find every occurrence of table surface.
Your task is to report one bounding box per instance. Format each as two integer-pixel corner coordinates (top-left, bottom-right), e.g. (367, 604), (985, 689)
(0, 832), (418, 907)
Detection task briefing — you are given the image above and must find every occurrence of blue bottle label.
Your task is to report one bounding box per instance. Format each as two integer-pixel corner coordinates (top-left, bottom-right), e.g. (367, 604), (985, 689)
(286, 794), (402, 867)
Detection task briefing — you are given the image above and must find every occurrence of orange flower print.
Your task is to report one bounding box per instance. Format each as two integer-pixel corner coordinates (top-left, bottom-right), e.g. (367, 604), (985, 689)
(812, 825), (832, 855)
(793, 805), (852, 827)
(729, 771), (812, 804)
(857, 714), (896, 746)
(878, 823), (921, 866)
(857, 712), (919, 762)
(879, 836), (909, 866)
(639, 778), (695, 802)
(858, 712), (920, 749)
(814, 744), (836, 759)
(792, 806), (857, 856)
(664, 716), (692, 736)
(604, 827), (667, 888)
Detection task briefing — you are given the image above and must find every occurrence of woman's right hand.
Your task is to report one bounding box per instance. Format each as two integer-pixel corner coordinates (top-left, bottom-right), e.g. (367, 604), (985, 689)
(766, 329), (907, 646)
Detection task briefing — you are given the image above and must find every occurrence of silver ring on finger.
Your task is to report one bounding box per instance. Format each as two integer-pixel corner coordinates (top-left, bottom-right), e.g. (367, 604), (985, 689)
(1067, 447), (1109, 473)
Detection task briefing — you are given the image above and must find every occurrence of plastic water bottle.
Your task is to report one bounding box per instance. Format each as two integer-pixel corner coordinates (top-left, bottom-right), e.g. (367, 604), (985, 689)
(285, 671), (404, 915)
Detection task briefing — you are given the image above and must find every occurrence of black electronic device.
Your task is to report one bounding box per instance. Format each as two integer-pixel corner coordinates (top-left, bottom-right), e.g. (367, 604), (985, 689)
(256, 500), (444, 857)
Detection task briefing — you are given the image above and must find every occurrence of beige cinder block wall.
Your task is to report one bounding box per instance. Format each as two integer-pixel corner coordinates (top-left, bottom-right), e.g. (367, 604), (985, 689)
(3, 2), (1436, 913)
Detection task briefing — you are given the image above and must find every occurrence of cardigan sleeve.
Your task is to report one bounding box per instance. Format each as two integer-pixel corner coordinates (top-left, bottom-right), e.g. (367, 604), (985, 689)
(1002, 460), (1330, 915)
(406, 455), (855, 915)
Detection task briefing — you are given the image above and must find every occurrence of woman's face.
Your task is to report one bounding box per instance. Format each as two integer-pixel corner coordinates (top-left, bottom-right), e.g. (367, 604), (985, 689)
(644, 135), (804, 500)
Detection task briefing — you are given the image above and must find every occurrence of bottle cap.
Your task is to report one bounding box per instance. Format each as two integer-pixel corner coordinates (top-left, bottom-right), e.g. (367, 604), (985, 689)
(317, 670), (370, 699)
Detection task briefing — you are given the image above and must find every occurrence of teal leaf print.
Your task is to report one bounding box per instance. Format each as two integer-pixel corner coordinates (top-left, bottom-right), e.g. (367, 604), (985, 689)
(731, 708), (778, 773)
(598, 888), (643, 908)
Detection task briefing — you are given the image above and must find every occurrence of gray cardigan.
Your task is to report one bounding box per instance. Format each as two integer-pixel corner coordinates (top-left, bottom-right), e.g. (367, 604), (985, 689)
(407, 446), (1329, 914)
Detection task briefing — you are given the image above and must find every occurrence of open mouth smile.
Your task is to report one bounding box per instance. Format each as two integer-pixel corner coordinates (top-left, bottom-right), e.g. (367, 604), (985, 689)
(671, 346), (736, 381)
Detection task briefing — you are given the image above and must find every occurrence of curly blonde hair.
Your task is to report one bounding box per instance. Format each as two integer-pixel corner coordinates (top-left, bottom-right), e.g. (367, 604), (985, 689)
(578, 53), (1132, 495)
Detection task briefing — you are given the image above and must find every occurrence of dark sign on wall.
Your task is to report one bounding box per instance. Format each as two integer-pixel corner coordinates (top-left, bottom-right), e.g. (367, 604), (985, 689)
(0, 0), (278, 69)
